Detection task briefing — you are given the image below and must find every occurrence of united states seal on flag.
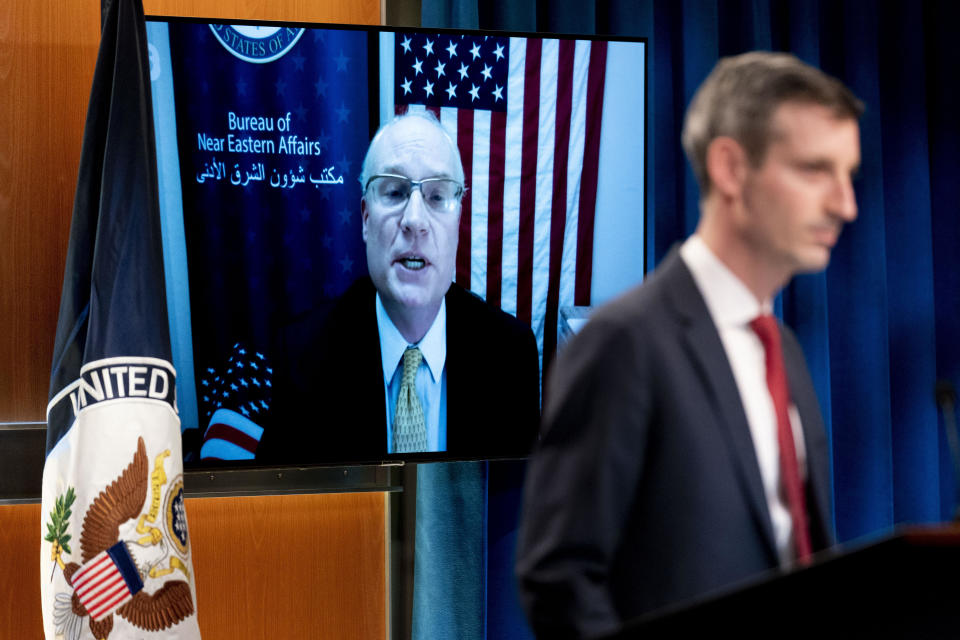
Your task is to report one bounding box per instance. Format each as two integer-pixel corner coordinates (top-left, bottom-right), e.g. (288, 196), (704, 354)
(40, 0), (202, 638)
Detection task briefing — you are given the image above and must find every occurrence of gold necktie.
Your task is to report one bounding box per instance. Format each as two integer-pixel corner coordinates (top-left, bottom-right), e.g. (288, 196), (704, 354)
(393, 346), (427, 453)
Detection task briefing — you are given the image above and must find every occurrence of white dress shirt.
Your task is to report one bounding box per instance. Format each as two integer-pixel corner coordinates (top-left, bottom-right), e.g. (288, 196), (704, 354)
(376, 293), (447, 453)
(680, 235), (807, 565)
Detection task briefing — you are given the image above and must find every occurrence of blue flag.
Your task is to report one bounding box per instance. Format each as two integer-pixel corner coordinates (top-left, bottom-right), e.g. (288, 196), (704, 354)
(41, 0), (201, 637)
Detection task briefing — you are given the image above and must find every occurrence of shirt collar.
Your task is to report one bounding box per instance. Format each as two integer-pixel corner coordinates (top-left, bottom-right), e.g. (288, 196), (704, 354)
(376, 293), (447, 385)
(679, 234), (772, 328)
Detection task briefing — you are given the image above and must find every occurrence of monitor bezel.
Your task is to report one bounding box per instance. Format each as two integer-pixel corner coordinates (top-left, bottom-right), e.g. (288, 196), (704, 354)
(145, 13), (650, 473)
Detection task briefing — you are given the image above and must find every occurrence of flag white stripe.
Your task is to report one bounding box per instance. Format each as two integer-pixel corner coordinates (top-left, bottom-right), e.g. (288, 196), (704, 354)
(434, 106), (462, 293)
(439, 105), (458, 147)
(558, 41), (591, 329)
(531, 39), (559, 349)
(204, 407), (265, 440)
(200, 438), (257, 460)
(499, 37), (526, 318)
(469, 109), (490, 300)
(435, 106), (462, 292)
(379, 32), (396, 124)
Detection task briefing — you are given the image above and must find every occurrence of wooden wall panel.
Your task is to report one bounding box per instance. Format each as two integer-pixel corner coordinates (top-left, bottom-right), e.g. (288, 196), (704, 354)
(2, 492), (387, 639)
(0, 2), (101, 422)
(0, 0), (380, 422)
(188, 493), (388, 639)
(0, 503), (43, 636)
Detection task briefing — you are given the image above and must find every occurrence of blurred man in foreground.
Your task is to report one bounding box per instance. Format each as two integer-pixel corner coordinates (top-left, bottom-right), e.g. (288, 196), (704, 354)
(517, 52), (863, 638)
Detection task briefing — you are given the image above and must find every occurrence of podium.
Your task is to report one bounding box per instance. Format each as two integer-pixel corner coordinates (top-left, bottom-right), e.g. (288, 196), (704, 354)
(611, 527), (960, 638)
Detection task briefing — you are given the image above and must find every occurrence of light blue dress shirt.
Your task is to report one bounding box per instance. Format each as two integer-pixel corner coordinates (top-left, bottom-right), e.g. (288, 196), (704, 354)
(376, 293), (447, 453)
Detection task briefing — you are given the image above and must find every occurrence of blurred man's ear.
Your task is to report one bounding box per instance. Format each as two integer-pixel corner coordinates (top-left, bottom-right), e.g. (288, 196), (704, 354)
(705, 136), (749, 200)
(361, 197), (369, 242)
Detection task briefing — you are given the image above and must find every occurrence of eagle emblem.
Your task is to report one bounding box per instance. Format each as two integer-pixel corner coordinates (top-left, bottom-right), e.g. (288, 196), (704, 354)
(47, 437), (195, 639)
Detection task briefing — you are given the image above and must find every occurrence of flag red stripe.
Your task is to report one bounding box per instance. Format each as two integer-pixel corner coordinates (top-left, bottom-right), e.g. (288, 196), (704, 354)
(74, 555), (109, 583)
(544, 40), (576, 367)
(456, 109), (474, 288)
(89, 583), (132, 620)
(517, 40), (542, 325)
(87, 576), (126, 610)
(426, 105), (442, 119)
(76, 570), (120, 601)
(205, 423), (260, 453)
(574, 42), (608, 306)
(486, 110), (507, 307)
(80, 570), (123, 601)
(74, 558), (114, 593)
(395, 104), (408, 116)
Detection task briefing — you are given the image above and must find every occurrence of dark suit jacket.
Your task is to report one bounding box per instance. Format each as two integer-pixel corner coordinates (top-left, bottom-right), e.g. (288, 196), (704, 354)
(515, 250), (833, 639)
(260, 276), (541, 464)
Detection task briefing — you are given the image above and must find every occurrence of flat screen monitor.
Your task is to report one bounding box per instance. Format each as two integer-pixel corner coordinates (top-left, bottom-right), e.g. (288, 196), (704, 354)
(145, 16), (646, 467)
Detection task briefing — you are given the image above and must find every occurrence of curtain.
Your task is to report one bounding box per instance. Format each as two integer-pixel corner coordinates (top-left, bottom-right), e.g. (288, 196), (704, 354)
(417, 1), (960, 637)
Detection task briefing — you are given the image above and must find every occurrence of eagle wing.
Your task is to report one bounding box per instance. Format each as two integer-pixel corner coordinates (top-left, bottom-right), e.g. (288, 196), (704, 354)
(116, 580), (195, 631)
(80, 437), (149, 562)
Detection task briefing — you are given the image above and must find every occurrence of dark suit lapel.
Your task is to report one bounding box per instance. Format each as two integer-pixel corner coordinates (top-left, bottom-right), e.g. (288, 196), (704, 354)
(443, 285), (465, 452)
(660, 251), (778, 560)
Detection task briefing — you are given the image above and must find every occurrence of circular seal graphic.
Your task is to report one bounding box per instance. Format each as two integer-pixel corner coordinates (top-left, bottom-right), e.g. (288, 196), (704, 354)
(164, 475), (189, 558)
(209, 24), (305, 64)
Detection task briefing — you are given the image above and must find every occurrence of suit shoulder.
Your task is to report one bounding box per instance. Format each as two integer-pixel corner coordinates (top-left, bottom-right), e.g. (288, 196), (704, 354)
(583, 250), (694, 331)
(447, 284), (535, 343)
(325, 277), (375, 324)
(583, 275), (670, 334)
(555, 259), (690, 376)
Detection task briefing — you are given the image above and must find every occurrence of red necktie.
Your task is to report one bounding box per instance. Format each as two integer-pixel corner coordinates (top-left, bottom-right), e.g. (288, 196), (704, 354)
(750, 315), (813, 564)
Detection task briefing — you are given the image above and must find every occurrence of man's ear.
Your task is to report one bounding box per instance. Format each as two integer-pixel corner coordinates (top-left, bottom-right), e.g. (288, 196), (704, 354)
(705, 136), (749, 199)
(361, 198), (369, 242)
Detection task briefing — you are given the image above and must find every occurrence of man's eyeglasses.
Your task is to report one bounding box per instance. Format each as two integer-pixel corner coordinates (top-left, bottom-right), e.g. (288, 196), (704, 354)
(364, 174), (464, 214)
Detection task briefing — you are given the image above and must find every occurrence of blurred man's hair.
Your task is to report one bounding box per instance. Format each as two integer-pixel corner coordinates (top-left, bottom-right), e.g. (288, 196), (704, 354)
(359, 110), (465, 191)
(682, 51), (864, 194)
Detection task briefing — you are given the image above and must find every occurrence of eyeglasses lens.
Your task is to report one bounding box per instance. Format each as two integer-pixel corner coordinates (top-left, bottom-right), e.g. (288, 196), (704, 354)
(370, 176), (460, 213)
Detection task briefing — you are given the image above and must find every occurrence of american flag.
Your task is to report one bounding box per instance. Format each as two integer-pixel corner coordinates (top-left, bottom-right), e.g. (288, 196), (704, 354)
(392, 32), (609, 367)
(199, 342), (274, 459)
(71, 542), (144, 622)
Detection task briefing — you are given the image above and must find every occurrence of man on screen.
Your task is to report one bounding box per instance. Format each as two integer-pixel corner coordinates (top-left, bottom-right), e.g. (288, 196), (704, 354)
(263, 112), (540, 462)
(516, 52), (863, 638)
